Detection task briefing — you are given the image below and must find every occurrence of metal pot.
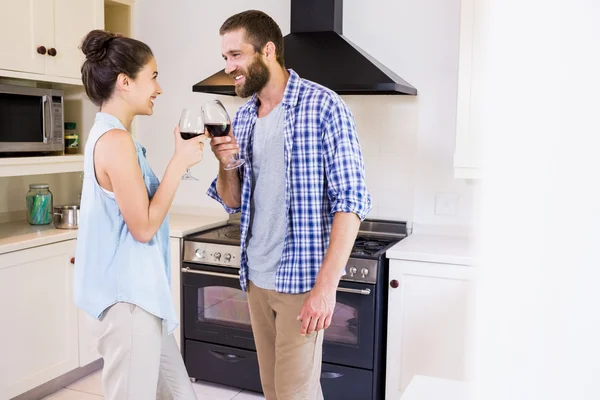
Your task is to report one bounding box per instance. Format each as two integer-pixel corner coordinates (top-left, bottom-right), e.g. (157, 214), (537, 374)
(53, 205), (79, 229)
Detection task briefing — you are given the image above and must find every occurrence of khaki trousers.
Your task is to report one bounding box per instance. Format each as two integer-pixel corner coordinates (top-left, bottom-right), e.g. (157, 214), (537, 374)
(88, 302), (197, 400)
(247, 281), (324, 400)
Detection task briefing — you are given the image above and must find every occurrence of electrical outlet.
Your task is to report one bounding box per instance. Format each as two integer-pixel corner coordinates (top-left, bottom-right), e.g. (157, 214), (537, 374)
(435, 193), (459, 216)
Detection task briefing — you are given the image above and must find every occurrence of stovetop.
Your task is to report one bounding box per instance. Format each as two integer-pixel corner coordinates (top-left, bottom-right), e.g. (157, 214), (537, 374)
(184, 220), (407, 260)
(183, 219), (408, 284)
(186, 224), (243, 246)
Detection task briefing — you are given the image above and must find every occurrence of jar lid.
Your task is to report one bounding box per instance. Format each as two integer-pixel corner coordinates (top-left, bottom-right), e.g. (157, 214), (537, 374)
(29, 183), (49, 189)
(64, 122), (76, 130)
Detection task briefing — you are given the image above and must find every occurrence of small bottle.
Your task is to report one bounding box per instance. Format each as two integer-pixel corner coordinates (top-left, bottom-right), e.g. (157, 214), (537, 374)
(26, 184), (53, 225)
(64, 122), (79, 154)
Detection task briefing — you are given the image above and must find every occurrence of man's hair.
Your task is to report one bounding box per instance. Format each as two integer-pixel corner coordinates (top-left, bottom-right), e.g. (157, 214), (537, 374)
(220, 10), (285, 67)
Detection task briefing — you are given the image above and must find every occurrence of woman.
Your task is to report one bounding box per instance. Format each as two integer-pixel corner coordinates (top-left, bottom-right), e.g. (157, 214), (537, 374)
(74, 30), (201, 399)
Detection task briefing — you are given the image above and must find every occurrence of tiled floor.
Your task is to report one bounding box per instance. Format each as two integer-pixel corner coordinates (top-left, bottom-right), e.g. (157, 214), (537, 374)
(42, 370), (265, 400)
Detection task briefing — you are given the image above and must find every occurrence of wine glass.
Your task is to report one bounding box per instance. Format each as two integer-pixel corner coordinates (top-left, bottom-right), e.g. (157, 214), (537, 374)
(202, 100), (245, 170)
(178, 108), (205, 181)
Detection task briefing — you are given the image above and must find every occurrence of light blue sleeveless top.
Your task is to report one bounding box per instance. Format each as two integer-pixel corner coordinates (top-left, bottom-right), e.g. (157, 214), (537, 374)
(73, 112), (177, 333)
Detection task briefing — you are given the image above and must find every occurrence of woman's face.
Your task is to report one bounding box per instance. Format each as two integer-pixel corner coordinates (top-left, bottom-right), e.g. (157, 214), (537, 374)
(128, 57), (162, 116)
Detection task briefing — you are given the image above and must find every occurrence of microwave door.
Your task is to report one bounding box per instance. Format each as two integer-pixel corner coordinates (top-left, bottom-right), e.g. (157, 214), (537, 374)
(0, 93), (45, 151)
(0, 86), (64, 154)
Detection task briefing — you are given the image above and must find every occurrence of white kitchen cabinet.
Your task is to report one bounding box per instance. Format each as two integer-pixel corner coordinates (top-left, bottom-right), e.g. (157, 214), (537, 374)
(0, 0), (52, 75)
(77, 307), (102, 368)
(0, 0), (103, 84)
(386, 260), (475, 399)
(0, 239), (79, 399)
(46, 0), (104, 79)
(454, 0), (483, 179)
(170, 237), (182, 349)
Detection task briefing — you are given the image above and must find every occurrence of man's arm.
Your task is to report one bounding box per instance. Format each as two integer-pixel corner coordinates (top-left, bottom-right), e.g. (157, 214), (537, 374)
(207, 128), (242, 211)
(298, 212), (360, 335)
(216, 166), (242, 209)
(298, 98), (372, 335)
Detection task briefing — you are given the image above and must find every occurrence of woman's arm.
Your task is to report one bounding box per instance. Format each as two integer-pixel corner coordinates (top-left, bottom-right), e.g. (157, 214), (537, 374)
(95, 127), (204, 243)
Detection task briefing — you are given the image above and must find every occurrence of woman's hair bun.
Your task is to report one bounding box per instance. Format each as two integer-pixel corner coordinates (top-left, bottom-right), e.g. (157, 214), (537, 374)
(81, 30), (121, 62)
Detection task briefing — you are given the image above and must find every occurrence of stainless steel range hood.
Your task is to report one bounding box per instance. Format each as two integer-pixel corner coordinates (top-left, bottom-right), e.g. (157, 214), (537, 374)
(192, 0), (417, 96)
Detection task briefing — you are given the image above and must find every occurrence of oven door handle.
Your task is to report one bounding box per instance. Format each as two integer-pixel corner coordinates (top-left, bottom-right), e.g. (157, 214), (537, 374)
(336, 287), (371, 296)
(181, 267), (239, 279)
(321, 371), (344, 379)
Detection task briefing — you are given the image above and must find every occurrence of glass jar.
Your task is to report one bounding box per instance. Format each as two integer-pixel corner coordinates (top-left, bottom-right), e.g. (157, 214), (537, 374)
(64, 122), (79, 154)
(26, 184), (53, 225)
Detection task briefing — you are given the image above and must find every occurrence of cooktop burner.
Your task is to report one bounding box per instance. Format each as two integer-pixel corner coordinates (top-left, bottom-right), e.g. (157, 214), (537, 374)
(186, 224), (242, 246)
(350, 237), (397, 259)
(225, 230), (241, 240)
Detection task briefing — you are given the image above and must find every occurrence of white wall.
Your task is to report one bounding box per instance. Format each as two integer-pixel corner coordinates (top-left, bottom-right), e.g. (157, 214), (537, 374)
(134, 0), (474, 227)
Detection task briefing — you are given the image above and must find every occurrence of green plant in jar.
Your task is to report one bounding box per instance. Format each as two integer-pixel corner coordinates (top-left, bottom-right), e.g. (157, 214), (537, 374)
(26, 184), (53, 225)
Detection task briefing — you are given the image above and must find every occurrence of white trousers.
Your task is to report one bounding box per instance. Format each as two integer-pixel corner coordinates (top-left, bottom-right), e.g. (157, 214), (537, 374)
(88, 302), (196, 400)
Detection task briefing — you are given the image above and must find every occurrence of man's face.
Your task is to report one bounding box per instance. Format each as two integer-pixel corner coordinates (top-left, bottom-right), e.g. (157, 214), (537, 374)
(222, 29), (270, 98)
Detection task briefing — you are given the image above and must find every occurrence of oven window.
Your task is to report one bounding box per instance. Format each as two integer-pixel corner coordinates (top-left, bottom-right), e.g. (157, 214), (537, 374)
(198, 286), (252, 329)
(324, 302), (359, 346)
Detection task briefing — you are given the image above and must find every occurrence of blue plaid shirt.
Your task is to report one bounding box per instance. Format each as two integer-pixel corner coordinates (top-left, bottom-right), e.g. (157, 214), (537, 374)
(207, 70), (372, 293)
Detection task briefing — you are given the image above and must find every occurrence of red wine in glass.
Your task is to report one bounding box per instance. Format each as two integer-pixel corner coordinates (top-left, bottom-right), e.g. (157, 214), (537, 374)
(205, 123), (231, 137)
(202, 100), (244, 170)
(180, 131), (204, 140)
(178, 108), (204, 180)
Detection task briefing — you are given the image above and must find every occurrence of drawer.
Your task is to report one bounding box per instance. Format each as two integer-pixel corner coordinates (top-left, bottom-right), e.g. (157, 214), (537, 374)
(185, 340), (262, 393)
(321, 362), (373, 400)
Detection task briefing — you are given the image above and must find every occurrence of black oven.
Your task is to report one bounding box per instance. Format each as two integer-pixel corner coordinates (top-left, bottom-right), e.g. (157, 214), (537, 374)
(181, 219), (407, 400)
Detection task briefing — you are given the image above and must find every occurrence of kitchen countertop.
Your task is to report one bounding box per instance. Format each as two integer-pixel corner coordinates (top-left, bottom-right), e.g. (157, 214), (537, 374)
(400, 375), (470, 400)
(387, 233), (474, 266)
(167, 212), (229, 237)
(0, 212), (229, 255)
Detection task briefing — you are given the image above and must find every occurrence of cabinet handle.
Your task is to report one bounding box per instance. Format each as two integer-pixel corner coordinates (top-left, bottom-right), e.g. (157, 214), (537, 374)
(70, 257), (75, 265)
(390, 279), (399, 289)
(48, 48), (57, 57)
(37, 46), (47, 55)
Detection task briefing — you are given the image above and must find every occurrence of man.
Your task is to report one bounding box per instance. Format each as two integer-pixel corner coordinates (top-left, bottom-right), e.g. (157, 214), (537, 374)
(207, 10), (372, 400)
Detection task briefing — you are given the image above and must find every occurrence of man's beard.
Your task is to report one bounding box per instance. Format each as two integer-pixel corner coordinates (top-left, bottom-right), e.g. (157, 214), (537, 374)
(232, 55), (270, 98)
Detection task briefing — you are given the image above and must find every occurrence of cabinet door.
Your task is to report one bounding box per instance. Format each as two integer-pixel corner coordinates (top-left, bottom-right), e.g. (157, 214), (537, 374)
(386, 260), (474, 399)
(45, 0), (103, 79)
(0, 0), (53, 74)
(170, 237), (182, 349)
(78, 308), (101, 367)
(0, 240), (79, 399)
(454, 0), (483, 179)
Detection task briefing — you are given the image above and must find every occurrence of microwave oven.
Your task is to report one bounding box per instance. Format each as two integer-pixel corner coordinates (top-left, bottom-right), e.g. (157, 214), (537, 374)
(0, 83), (65, 154)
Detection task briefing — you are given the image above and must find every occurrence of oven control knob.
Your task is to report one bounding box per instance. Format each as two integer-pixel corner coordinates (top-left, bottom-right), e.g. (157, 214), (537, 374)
(195, 249), (206, 259)
(349, 267), (358, 277)
(224, 253), (232, 262)
(214, 252), (222, 261)
(361, 268), (369, 278)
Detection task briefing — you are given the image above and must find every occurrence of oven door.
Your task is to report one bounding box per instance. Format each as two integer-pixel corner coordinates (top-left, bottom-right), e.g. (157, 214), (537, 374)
(182, 262), (376, 369)
(182, 263), (256, 350)
(323, 281), (376, 370)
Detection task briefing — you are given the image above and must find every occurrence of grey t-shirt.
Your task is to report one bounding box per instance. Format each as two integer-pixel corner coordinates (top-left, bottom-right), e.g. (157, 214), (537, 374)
(246, 103), (286, 290)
